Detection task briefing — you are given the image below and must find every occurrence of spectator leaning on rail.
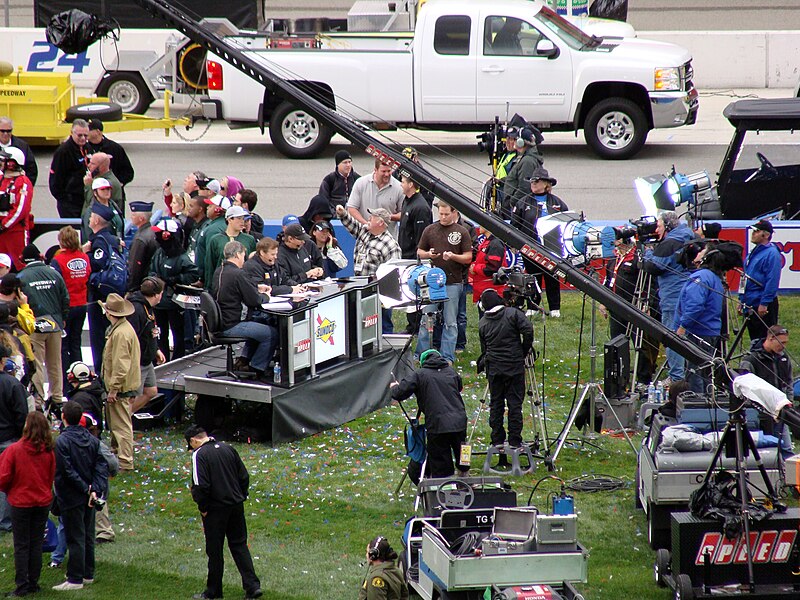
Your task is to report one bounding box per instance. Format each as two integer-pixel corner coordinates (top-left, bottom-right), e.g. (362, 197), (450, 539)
(740, 218), (782, 342)
(643, 211), (696, 384)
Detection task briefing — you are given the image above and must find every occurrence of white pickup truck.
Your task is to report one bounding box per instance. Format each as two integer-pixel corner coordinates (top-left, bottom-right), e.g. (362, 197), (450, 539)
(204, 0), (698, 160)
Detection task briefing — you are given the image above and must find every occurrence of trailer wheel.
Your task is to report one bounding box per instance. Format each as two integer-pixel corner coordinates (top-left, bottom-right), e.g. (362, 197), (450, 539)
(674, 573), (693, 600)
(65, 102), (123, 123)
(96, 72), (154, 114)
(583, 97), (648, 160)
(654, 548), (670, 587)
(268, 101), (332, 159)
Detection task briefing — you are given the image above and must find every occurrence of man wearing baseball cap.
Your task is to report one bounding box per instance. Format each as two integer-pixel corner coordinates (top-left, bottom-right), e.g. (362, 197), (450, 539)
(277, 222), (324, 284)
(194, 195), (233, 286)
(740, 219), (782, 341)
(81, 177), (123, 240)
(336, 204), (400, 332)
(127, 201), (158, 291)
(0, 253), (11, 278)
(204, 205), (256, 285)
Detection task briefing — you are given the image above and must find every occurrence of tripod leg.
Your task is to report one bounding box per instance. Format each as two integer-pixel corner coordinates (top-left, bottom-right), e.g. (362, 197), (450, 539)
(596, 387), (637, 453)
(394, 468), (408, 496)
(546, 385), (593, 471)
(467, 382), (489, 445)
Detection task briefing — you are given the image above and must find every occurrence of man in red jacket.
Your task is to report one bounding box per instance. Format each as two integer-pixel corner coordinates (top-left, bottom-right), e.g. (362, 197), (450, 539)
(0, 147), (33, 270)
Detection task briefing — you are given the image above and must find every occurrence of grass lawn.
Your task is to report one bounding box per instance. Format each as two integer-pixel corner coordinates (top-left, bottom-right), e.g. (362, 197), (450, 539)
(1, 291), (798, 599)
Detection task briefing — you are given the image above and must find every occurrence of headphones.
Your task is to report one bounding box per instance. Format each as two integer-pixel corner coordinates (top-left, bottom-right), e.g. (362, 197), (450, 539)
(515, 128), (531, 149)
(368, 536), (386, 561)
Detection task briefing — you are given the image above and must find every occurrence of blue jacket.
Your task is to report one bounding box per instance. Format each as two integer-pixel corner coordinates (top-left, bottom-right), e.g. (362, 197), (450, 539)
(643, 223), (695, 311)
(740, 242), (781, 310)
(676, 268), (723, 337)
(87, 226), (122, 301)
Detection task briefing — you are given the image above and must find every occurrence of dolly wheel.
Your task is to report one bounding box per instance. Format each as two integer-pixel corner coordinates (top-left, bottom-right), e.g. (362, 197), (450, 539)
(654, 548), (670, 587)
(674, 573), (693, 600)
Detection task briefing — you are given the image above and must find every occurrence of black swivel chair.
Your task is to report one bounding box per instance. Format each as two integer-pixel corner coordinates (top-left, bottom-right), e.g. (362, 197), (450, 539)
(199, 291), (256, 380)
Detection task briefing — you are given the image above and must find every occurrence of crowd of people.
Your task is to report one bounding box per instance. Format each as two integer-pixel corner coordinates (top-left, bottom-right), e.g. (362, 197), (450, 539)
(0, 112), (794, 598)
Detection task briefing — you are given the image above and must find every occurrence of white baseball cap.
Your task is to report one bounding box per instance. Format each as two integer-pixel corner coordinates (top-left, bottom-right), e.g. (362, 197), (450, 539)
(92, 177), (112, 190)
(0, 254), (11, 268)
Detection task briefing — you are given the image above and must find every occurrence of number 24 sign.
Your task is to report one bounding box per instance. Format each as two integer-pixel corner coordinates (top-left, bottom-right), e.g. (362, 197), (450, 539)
(26, 41), (90, 73)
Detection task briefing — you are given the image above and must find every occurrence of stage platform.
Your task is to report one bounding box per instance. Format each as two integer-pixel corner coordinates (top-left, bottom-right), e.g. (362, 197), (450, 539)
(154, 334), (413, 444)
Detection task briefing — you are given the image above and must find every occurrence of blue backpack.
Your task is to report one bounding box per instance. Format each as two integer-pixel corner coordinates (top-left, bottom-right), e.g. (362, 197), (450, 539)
(90, 242), (128, 298)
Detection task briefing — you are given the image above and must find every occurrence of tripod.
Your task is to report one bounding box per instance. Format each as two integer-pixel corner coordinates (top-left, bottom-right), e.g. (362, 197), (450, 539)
(546, 288), (636, 471)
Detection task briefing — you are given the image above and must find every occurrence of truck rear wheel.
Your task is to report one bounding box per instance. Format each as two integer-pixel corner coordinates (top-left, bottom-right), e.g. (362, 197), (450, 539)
(96, 72), (154, 114)
(584, 97), (648, 160)
(269, 101), (332, 159)
(65, 102), (123, 123)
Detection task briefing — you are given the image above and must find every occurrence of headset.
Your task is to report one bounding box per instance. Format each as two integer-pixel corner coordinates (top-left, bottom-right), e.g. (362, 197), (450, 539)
(515, 127), (532, 149)
(368, 536), (386, 561)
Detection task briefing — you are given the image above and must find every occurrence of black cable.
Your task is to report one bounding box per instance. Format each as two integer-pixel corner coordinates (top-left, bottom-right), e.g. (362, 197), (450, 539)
(525, 474), (565, 505)
(565, 474), (625, 493)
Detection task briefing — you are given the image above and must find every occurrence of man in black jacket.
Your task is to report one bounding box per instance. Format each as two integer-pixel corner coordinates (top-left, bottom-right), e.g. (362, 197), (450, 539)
(740, 325), (793, 437)
(185, 425), (262, 600)
(319, 150), (359, 213)
(211, 241), (275, 379)
(49, 119), (90, 218)
(243, 237), (299, 298)
(53, 401), (109, 591)
(0, 339), (28, 532)
(398, 172), (432, 334)
(390, 349), (468, 479)
(128, 277), (167, 412)
(478, 289), (533, 455)
(86, 119), (134, 190)
(0, 116), (37, 184)
(277, 223), (324, 284)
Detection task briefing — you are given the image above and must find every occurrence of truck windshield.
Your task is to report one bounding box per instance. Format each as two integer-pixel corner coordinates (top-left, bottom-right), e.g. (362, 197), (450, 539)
(536, 6), (598, 51)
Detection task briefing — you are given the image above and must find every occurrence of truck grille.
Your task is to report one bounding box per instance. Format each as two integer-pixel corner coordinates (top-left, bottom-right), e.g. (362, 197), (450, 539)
(683, 61), (694, 91)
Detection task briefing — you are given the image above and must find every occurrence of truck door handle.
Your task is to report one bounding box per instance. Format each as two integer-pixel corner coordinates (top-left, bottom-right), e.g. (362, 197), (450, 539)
(481, 66), (505, 74)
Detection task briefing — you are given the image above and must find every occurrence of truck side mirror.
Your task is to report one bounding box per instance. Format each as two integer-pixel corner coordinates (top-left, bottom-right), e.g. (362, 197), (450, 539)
(535, 39), (558, 58)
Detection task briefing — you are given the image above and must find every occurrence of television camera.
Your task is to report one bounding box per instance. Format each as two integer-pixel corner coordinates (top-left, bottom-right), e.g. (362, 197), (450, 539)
(493, 267), (542, 309)
(612, 216), (660, 244)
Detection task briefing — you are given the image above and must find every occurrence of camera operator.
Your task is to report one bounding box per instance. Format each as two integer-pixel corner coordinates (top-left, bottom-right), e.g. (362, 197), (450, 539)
(643, 211), (695, 383)
(674, 241), (729, 393)
(470, 226), (508, 318)
(511, 167), (567, 317)
(501, 127), (543, 220)
(491, 127), (520, 217)
(477, 289), (533, 463)
(600, 234), (658, 384)
(390, 349), (469, 479)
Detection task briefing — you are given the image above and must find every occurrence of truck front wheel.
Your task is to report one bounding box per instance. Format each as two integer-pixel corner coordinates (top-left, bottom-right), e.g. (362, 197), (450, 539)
(269, 101), (332, 159)
(584, 98), (648, 160)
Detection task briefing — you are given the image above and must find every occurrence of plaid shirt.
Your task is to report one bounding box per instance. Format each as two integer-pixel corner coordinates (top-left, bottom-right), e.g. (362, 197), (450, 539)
(340, 211), (400, 277)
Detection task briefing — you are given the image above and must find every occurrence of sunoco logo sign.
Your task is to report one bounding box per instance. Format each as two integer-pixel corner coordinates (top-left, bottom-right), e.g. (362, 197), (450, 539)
(695, 530), (797, 565)
(316, 314), (336, 345)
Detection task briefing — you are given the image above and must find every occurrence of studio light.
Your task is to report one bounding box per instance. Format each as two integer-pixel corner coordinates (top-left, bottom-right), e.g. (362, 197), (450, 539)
(375, 260), (448, 311)
(635, 167), (716, 216)
(535, 212), (617, 264)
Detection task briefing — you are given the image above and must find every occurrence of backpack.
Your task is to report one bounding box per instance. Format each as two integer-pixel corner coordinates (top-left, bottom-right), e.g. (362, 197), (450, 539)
(90, 242), (128, 298)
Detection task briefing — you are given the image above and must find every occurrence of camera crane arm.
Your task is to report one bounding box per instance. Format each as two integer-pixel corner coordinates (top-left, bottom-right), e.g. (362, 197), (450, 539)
(134, 0), (716, 376)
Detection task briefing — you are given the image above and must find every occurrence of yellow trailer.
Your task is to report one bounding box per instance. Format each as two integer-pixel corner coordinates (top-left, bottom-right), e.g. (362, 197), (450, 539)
(0, 66), (191, 144)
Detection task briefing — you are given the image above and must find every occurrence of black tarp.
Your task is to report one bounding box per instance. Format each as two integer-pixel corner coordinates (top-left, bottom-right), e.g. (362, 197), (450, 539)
(271, 349), (410, 444)
(35, 0), (258, 29)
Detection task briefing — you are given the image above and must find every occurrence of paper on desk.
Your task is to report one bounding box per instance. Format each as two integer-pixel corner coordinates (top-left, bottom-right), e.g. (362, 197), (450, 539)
(262, 300), (293, 311)
(303, 278), (332, 288)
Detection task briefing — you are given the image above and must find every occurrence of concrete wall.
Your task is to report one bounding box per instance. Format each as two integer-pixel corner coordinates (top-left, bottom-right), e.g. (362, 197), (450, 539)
(642, 30), (800, 89)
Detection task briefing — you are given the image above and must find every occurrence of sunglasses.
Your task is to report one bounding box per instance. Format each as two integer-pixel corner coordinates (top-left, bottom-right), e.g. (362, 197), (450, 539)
(73, 133), (89, 138)
(0, 129), (12, 134)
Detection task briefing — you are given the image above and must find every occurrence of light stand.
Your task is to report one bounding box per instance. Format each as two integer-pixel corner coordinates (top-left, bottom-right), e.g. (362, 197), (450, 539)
(546, 279), (637, 471)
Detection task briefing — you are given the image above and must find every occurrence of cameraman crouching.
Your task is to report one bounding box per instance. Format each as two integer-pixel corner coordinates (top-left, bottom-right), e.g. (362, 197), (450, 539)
(390, 350), (468, 479)
(477, 289), (533, 463)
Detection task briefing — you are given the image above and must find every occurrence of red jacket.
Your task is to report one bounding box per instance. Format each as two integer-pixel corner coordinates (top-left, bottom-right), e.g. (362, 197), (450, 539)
(0, 438), (55, 508)
(0, 174), (33, 270)
(471, 235), (506, 302)
(51, 248), (92, 307)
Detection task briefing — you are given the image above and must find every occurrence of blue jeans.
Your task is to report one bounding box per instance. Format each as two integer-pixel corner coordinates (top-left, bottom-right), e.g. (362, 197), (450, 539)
(51, 518), (67, 564)
(685, 334), (718, 394)
(456, 284), (468, 350)
(0, 439), (13, 531)
(224, 321), (278, 372)
(382, 308), (394, 334)
(416, 284), (461, 363)
(661, 309), (685, 381)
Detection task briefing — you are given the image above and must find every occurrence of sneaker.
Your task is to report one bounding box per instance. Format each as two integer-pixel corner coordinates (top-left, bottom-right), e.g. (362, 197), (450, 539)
(48, 561), (62, 569)
(549, 309), (561, 318)
(52, 581), (83, 591)
(82, 579), (94, 585)
(245, 589), (263, 600)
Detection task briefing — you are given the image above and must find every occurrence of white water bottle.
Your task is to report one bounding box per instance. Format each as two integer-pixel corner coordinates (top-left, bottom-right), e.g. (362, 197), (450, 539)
(273, 362), (281, 384)
(647, 383), (656, 403)
(656, 381), (664, 404)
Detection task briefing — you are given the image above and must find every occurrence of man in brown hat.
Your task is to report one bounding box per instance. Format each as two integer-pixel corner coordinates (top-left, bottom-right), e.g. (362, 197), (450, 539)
(100, 293), (141, 472)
